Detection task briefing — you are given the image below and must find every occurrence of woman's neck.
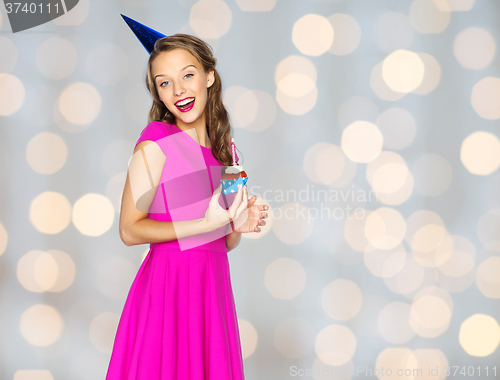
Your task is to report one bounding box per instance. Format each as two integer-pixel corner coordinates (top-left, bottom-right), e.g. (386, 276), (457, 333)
(175, 119), (211, 149)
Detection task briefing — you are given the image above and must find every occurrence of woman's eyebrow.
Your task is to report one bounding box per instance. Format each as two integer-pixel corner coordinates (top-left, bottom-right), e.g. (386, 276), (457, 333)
(155, 64), (197, 80)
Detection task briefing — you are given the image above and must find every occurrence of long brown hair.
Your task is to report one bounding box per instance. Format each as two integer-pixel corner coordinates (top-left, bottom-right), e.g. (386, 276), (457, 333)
(145, 34), (239, 166)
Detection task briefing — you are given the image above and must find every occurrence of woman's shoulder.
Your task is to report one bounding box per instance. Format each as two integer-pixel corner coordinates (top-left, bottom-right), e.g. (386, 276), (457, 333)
(134, 121), (174, 149)
(138, 121), (172, 140)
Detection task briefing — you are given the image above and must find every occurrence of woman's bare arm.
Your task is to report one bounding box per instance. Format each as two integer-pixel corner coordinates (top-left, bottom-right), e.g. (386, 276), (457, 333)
(226, 227), (242, 252)
(119, 140), (212, 247)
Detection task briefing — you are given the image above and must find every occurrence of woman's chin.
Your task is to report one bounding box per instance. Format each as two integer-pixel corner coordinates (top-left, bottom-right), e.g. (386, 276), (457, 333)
(176, 112), (203, 125)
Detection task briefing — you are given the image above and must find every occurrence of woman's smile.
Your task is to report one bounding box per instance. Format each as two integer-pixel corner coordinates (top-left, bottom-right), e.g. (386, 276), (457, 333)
(175, 97), (195, 112)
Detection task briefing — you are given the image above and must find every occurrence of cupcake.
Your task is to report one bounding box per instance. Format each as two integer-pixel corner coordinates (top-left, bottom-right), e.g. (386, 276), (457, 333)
(221, 138), (248, 195)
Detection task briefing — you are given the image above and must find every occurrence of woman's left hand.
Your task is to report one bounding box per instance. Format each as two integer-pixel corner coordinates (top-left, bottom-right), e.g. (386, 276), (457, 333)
(232, 186), (268, 233)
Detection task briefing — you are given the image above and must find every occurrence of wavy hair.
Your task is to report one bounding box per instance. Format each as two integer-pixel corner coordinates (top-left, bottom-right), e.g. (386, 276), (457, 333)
(145, 34), (239, 167)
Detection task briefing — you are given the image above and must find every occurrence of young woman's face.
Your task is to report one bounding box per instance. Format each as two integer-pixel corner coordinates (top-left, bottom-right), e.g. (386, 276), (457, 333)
(152, 48), (214, 125)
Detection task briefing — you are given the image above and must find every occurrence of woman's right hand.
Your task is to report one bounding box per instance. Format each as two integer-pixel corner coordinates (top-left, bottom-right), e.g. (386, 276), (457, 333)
(203, 183), (248, 231)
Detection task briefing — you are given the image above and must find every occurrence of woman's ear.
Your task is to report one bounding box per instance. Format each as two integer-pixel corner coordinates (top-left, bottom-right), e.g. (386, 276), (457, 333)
(207, 69), (215, 88)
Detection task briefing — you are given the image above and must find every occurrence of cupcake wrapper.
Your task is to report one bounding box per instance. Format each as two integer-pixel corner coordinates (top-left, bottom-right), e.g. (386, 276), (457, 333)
(221, 176), (248, 195)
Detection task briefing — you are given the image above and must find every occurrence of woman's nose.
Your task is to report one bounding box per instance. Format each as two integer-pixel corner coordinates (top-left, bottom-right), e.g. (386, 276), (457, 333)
(173, 84), (185, 97)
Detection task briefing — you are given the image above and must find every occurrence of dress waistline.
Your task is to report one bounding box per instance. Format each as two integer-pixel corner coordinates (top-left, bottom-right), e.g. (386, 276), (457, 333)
(150, 242), (227, 253)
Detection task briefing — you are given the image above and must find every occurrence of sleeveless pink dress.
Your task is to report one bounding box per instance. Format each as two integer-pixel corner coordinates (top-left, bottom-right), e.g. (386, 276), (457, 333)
(106, 121), (245, 380)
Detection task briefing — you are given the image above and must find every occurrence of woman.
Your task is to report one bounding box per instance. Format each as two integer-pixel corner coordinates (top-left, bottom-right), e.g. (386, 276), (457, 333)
(106, 28), (268, 380)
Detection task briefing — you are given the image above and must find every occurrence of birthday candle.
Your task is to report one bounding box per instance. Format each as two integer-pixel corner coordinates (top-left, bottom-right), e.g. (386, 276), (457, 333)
(231, 138), (236, 166)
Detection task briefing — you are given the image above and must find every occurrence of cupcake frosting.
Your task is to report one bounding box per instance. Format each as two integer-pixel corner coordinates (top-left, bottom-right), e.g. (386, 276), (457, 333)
(225, 165), (244, 174)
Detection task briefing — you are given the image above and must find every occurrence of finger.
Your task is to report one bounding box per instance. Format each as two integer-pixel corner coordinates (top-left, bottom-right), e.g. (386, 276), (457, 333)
(211, 183), (223, 201)
(231, 184), (242, 203)
(212, 187), (226, 211)
(242, 186), (249, 209)
(226, 208), (233, 223)
(229, 184), (244, 216)
(238, 184), (245, 204)
(236, 196), (248, 217)
(243, 186), (249, 207)
(247, 196), (257, 208)
(235, 190), (249, 217)
(234, 184), (243, 205)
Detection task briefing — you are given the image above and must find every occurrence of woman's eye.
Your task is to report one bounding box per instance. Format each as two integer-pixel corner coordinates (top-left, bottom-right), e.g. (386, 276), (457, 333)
(159, 74), (192, 87)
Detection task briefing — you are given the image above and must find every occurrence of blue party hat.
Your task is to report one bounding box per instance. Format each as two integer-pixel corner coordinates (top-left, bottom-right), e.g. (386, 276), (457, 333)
(120, 14), (166, 54)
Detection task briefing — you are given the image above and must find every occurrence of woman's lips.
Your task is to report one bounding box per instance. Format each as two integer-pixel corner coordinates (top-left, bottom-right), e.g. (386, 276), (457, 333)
(176, 98), (195, 112)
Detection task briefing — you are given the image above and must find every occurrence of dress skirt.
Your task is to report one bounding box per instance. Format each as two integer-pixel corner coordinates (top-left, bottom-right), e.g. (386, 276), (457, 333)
(105, 244), (246, 380)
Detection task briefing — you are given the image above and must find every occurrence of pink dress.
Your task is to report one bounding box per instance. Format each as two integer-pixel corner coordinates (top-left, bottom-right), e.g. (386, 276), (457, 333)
(106, 121), (245, 380)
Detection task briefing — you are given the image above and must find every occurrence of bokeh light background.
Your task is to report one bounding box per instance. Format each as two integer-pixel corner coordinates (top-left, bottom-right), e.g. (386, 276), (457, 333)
(1, 0), (500, 379)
